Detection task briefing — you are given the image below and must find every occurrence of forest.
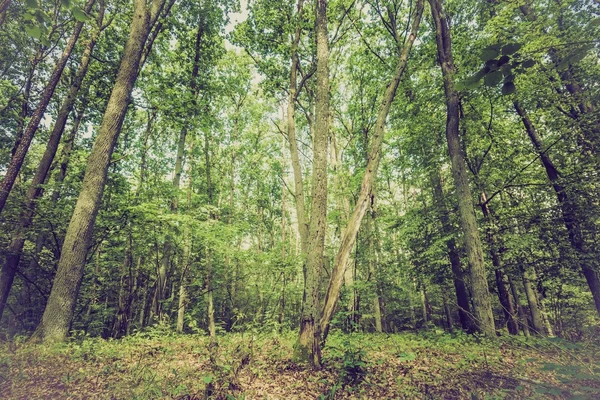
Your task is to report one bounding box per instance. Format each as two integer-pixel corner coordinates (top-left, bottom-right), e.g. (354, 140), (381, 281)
(0, 0), (599, 398)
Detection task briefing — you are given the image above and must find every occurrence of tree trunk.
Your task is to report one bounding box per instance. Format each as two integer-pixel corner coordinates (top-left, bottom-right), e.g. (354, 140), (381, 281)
(430, 167), (476, 332)
(0, 3), (105, 322)
(514, 100), (600, 316)
(0, 0), (97, 216)
(522, 268), (546, 335)
(31, 0), (167, 343)
(508, 274), (529, 336)
(429, 0), (495, 336)
(320, 0), (424, 342)
(0, 0), (10, 27)
(287, 0), (308, 254)
(296, 0), (329, 368)
(479, 192), (518, 335)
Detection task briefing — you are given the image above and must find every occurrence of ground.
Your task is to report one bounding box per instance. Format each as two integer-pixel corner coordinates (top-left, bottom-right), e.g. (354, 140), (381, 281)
(1, 328), (599, 399)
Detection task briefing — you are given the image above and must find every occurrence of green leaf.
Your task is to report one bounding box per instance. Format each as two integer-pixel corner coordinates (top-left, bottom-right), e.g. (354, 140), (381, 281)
(25, 24), (42, 39)
(480, 48), (499, 62)
(502, 43), (522, 55)
(25, 0), (39, 8)
(501, 82), (516, 95)
(202, 375), (212, 384)
(484, 71), (503, 86)
(72, 7), (89, 22)
(61, 0), (71, 7)
(497, 55), (510, 67)
(521, 60), (535, 68)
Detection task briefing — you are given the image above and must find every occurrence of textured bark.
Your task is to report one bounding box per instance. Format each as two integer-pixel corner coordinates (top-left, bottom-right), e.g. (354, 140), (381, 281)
(479, 192), (518, 335)
(367, 210), (383, 333)
(508, 274), (529, 336)
(320, 0), (423, 342)
(0, 0), (10, 28)
(522, 268), (546, 335)
(287, 0), (308, 254)
(514, 101), (600, 316)
(429, 0), (495, 336)
(430, 168), (476, 332)
(0, 4), (104, 322)
(297, 0), (329, 368)
(31, 0), (166, 343)
(0, 0), (96, 216)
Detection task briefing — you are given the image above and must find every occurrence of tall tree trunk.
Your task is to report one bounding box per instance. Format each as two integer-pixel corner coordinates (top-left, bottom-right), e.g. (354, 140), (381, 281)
(522, 267), (546, 335)
(31, 0), (168, 343)
(296, 0), (330, 368)
(0, 0), (10, 27)
(508, 274), (529, 336)
(367, 208), (383, 333)
(514, 100), (600, 316)
(177, 141), (194, 333)
(0, 0), (97, 216)
(430, 167), (476, 332)
(479, 192), (518, 335)
(429, 0), (495, 336)
(0, 2), (105, 322)
(287, 0), (308, 253)
(320, 0), (424, 342)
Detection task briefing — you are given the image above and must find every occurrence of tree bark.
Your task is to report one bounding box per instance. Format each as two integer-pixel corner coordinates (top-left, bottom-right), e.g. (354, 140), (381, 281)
(296, 0), (329, 368)
(31, 0), (167, 343)
(430, 167), (476, 332)
(508, 274), (529, 336)
(320, 0), (424, 343)
(0, 0), (97, 216)
(0, 3), (105, 322)
(479, 192), (518, 335)
(429, 0), (495, 336)
(0, 0), (10, 27)
(287, 0), (308, 254)
(514, 100), (600, 316)
(522, 267), (546, 335)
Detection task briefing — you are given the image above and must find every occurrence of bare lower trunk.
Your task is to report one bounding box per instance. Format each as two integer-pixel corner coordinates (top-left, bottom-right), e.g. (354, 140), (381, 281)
(297, 0), (329, 368)
(429, 0), (495, 336)
(320, 0), (424, 342)
(522, 268), (546, 335)
(31, 0), (166, 343)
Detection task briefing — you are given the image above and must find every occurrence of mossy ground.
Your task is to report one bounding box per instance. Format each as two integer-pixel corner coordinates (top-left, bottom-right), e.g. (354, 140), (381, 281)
(1, 328), (599, 399)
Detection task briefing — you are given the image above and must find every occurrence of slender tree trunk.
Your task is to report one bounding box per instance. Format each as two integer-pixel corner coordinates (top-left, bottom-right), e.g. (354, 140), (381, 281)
(514, 100), (600, 316)
(367, 209), (383, 333)
(31, 0), (167, 343)
(508, 274), (529, 336)
(320, 0), (424, 342)
(0, 3), (105, 322)
(430, 167), (476, 332)
(479, 192), (518, 335)
(0, 0), (97, 216)
(177, 141), (194, 333)
(442, 289), (454, 332)
(429, 0), (495, 336)
(287, 0), (308, 253)
(522, 268), (546, 335)
(296, 0), (330, 368)
(0, 0), (10, 27)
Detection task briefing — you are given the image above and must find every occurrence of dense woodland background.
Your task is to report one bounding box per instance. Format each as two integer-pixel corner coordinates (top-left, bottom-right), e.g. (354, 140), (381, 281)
(0, 0), (599, 371)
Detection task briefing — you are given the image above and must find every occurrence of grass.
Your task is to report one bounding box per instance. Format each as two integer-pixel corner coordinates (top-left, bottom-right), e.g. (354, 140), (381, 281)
(1, 328), (599, 399)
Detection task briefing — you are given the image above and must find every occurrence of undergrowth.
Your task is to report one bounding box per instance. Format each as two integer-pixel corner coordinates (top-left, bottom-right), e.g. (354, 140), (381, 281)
(1, 328), (599, 399)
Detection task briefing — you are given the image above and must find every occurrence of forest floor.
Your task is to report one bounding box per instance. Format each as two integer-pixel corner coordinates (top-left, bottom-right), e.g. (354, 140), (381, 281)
(1, 328), (599, 399)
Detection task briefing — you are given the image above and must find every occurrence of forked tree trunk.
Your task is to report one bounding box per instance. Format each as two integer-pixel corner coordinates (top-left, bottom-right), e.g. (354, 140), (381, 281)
(0, 0), (97, 216)
(296, 0), (329, 368)
(320, 0), (424, 343)
(429, 0), (495, 336)
(0, 2), (105, 322)
(31, 0), (168, 343)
